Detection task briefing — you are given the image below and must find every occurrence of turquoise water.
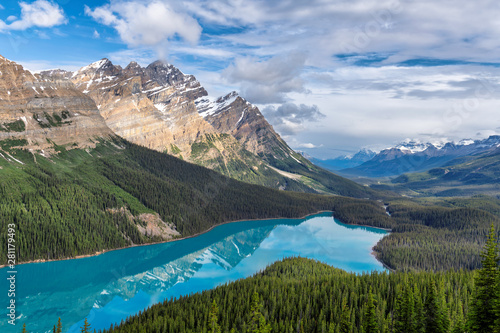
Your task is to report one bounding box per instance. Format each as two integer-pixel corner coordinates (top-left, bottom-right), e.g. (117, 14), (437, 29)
(0, 213), (387, 332)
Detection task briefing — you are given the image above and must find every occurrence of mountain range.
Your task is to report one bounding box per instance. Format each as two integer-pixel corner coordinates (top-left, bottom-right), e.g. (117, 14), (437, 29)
(333, 137), (500, 178)
(308, 148), (376, 171)
(28, 57), (371, 197)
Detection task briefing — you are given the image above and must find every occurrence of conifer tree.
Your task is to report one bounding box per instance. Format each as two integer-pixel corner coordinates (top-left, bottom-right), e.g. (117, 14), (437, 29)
(424, 279), (448, 333)
(56, 317), (62, 333)
(339, 298), (352, 333)
(364, 287), (379, 333)
(451, 302), (465, 333)
(209, 300), (221, 333)
(248, 292), (271, 333)
(468, 224), (499, 333)
(81, 318), (91, 333)
(394, 284), (416, 333)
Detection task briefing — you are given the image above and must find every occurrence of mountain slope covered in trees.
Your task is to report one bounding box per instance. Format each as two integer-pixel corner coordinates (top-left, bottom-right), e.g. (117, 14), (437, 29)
(0, 137), (390, 265)
(96, 257), (473, 333)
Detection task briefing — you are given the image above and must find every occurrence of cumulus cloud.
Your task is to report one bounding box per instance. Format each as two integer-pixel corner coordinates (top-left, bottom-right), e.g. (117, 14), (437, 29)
(263, 103), (325, 135)
(0, 0), (66, 31)
(223, 53), (307, 103)
(296, 143), (322, 149)
(85, 1), (202, 49)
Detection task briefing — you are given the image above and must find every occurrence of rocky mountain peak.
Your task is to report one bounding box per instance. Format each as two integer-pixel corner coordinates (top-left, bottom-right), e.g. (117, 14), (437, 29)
(145, 60), (186, 87)
(124, 61), (143, 75)
(38, 69), (73, 81)
(0, 56), (114, 153)
(73, 58), (121, 80)
(217, 91), (239, 102)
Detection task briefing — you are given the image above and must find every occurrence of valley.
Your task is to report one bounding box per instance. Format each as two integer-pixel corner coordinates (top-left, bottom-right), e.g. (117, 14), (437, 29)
(0, 54), (499, 333)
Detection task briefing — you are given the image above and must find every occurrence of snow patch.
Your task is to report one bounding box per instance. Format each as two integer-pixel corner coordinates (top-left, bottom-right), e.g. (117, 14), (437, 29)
(73, 59), (108, 77)
(458, 139), (475, 146)
(231, 240), (241, 255)
(235, 111), (245, 127)
(154, 103), (168, 113)
(196, 93), (238, 118)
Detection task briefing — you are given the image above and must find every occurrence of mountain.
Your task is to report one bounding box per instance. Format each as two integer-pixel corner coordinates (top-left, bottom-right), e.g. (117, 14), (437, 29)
(0, 55), (114, 153)
(342, 136), (500, 177)
(0, 55), (387, 265)
(64, 58), (317, 191)
(387, 145), (500, 196)
(65, 58), (375, 197)
(307, 148), (376, 171)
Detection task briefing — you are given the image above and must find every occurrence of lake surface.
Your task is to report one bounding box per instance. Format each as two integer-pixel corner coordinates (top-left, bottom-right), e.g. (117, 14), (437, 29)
(0, 212), (387, 333)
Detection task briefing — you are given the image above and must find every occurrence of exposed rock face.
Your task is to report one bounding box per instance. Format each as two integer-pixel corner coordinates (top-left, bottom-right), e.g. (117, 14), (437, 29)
(70, 59), (305, 189)
(196, 92), (296, 160)
(71, 59), (213, 153)
(0, 55), (114, 152)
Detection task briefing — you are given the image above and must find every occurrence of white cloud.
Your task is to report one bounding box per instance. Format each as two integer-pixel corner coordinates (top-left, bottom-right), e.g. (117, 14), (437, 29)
(0, 0), (67, 31)
(296, 143), (321, 149)
(85, 1), (202, 50)
(262, 103), (325, 135)
(0, 5), (4, 10)
(93, 29), (100, 39)
(223, 53), (307, 103)
(106, 48), (158, 67)
(173, 45), (234, 59)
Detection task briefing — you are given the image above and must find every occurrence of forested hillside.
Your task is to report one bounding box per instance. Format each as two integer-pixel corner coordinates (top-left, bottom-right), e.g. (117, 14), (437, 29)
(0, 137), (388, 265)
(94, 257), (474, 333)
(340, 196), (500, 271)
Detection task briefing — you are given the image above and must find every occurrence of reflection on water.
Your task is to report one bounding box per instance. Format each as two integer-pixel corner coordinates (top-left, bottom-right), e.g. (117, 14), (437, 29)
(0, 213), (387, 333)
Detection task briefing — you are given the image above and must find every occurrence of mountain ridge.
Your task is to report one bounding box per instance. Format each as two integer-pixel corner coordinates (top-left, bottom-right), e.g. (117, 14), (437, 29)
(59, 57), (375, 197)
(341, 136), (500, 177)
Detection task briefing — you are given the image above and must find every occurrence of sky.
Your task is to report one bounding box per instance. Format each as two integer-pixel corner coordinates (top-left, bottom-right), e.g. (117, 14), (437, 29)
(1, 0), (500, 158)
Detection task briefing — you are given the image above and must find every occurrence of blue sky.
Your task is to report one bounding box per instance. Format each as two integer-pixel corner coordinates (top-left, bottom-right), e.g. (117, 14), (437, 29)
(2, 0), (500, 158)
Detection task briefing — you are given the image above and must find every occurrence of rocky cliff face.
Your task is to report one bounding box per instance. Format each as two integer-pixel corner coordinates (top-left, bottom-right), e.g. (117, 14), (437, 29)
(70, 58), (213, 153)
(0, 55), (114, 153)
(196, 92), (294, 158)
(69, 59), (307, 190)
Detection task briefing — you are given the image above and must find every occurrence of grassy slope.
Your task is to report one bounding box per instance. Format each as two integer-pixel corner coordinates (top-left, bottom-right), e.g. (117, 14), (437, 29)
(188, 133), (313, 193)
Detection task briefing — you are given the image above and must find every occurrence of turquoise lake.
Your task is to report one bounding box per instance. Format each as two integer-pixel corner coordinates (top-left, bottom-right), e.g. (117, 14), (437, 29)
(0, 212), (388, 333)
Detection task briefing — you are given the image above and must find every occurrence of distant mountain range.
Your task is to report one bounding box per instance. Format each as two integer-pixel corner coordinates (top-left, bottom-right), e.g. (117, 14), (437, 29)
(306, 149), (376, 171)
(386, 143), (500, 196)
(326, 136), (500, 178)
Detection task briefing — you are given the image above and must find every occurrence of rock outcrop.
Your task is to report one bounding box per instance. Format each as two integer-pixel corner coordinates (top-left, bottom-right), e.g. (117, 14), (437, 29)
(196, 91), (296, 160)
(0, 55), (114, 153)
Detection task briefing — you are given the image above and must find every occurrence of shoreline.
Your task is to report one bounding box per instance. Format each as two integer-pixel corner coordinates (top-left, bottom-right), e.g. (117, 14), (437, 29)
(371, 249), (395, 272)
(1, 210), (391, 269)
